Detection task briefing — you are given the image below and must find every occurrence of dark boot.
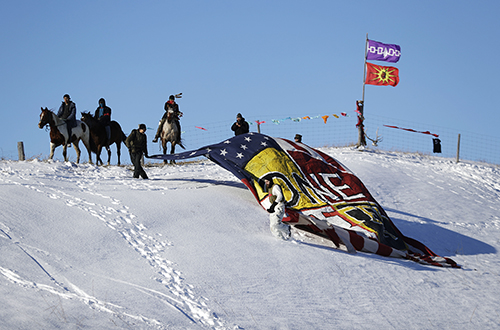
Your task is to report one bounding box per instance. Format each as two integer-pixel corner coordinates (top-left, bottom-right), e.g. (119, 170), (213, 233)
(152, 119), (165, 142)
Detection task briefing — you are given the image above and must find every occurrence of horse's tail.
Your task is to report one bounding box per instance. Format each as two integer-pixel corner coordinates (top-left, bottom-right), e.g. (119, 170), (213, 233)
(178, 139), (186, 150)
(110, 120), (127, 145)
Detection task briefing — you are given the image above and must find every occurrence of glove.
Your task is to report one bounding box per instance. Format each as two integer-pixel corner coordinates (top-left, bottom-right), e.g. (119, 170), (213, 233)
(267, 202), (277, 213)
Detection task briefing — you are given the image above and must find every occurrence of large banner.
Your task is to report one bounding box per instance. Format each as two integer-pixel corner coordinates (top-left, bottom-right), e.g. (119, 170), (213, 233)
(149, 133), (458, 268)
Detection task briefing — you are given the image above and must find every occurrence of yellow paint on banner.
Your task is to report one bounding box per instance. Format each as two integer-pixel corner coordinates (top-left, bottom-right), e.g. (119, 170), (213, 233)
(244, 147), (328, 210)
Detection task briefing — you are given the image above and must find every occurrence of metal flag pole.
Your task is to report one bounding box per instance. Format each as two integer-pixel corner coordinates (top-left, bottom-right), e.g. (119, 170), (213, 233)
(357, 33), (369, 147)
(362, 33), (368, 103)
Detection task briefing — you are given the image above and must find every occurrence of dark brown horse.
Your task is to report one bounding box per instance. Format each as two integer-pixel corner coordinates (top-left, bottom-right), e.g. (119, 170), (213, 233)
(80, 112), (127, 165)
(38, 107), (92, 163)
(159, 108), (184, 164)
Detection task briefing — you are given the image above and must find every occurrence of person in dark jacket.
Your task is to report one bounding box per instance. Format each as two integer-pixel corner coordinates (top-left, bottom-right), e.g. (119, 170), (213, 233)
(231, 113), (249, 136)
(153, 95), (183, 143)
(94, 98), (112, 144)
(125, 124), (149, 179)
(57, 94), (77, 143)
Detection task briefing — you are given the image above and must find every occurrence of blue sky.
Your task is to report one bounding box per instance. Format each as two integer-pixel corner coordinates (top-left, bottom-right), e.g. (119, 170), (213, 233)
(1, 1), (499, 162)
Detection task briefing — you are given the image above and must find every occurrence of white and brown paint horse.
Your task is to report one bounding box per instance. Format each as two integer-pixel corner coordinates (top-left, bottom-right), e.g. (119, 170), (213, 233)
(160, 108), (185, 164)
(38, 107), (92, 163)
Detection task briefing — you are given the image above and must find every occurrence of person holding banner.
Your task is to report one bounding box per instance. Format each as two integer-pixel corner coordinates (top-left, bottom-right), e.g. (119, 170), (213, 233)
(264, 176), (290, 240)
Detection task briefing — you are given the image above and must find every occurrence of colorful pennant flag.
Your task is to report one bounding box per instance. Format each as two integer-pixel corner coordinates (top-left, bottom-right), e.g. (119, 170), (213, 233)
(366, 39), (401, 63)
(365, 62), (399, 87)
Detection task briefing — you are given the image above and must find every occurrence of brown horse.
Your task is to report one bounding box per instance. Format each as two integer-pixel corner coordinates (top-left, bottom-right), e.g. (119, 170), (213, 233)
(80, 112), (127, 165)
(159, 108), (184, 164)
(38, 107), (92, 163)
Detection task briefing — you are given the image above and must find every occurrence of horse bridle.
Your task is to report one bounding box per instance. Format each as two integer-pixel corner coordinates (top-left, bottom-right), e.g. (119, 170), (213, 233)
(40, 111), (67, 131)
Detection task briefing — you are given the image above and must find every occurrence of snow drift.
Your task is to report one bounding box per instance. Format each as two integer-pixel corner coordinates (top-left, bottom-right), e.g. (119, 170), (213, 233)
(1, 147), (499, 329)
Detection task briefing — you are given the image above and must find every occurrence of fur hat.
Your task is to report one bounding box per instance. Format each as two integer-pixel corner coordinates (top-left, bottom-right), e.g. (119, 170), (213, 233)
(138, 124), (147, 131)
(236, 113), (243, 119)
(261, 174), (275, 188)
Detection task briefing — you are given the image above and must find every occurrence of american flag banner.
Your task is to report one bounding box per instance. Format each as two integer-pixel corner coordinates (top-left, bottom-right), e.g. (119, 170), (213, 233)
(149, 133), (459, 268)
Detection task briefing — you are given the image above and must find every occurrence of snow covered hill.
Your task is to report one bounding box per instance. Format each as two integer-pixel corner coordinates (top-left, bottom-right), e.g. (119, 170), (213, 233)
(1, 148), (499, 329)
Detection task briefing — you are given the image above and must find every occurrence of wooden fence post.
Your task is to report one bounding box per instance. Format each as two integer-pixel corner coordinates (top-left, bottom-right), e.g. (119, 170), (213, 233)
(17, 141), (25, 161)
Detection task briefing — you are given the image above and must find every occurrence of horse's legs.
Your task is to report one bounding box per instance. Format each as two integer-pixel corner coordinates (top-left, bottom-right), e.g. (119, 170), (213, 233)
(49, 142), (56, 160)
(162, 140), (168, 165)
(73, 140), (81, 163)
(83, 133), (93, 165)
(116, 143), (121, 166)
(62, 144), (68, 162)
(106, 145), (111, 166)
(96, 145), (103, 166)
(170, 143), (176, 165)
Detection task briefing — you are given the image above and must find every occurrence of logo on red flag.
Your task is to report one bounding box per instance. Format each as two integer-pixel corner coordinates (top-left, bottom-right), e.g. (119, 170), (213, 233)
(365, 62), (399, 87)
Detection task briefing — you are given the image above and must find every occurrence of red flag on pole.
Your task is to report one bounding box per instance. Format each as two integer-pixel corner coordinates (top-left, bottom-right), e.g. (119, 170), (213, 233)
(365, 62), (399, 87)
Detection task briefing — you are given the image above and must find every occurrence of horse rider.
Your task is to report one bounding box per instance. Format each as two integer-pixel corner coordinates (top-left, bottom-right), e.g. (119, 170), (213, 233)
(57, 94), (77, 144)
(231, 113), (249, 136)
(94, 98), (112, 144)
(152, 95), (183, 143)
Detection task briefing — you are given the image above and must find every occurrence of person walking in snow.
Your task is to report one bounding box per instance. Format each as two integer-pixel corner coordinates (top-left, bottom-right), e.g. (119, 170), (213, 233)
(264, 177), (290, 240)
(125, 124), (149, 179)
(57, 94), (77, 144)
(231, 113), (249, 136)
(94, 98), (112, 145)
(153, 94), (183, 143)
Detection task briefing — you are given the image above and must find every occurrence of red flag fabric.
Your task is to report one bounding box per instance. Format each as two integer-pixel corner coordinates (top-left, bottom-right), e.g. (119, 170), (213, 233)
(365, 62), (399, 87)
(384, 125), (439, 137)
